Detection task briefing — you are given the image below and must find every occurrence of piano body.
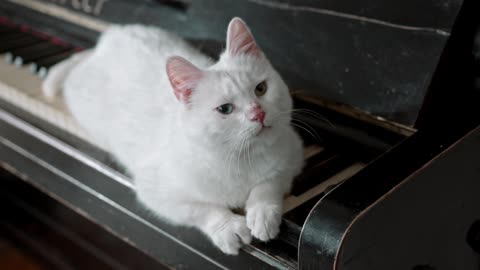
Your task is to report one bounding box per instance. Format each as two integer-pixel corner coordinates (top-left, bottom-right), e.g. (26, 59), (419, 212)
(0, 0), (479, 269)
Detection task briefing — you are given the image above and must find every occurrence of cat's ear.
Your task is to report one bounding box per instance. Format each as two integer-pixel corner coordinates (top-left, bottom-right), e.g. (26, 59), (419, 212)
(166, 56), (203, 104)
(226, 17), (261, 57)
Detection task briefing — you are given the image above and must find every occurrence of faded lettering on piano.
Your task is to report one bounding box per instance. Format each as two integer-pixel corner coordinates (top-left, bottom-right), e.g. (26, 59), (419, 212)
(47, 0), (109, 15)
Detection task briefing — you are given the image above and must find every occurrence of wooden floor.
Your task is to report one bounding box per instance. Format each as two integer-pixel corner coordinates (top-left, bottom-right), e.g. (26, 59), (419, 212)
(0, 237), (48, 270)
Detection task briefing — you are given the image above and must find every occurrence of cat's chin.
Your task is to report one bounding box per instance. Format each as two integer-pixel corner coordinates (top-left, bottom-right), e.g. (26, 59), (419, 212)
(255, 125), (272, 137)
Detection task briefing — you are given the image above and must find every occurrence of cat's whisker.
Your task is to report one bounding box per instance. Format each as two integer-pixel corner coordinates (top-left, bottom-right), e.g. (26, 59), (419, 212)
(291, 109), (335, 129)
(248, 141), (253, 180)
(225, 133), (244, 178)
(271, 113), (319, 139)
(289, 89), (306, 96)
(231, 137), (244, 176)
(290, 122), (316, 140)
(268, 112), (293, 123)
(271, 108), (335, 129)
(237, 136), (248, 176)
(246, 140), (255, 180)
(244, 139), (249, 170)
(291, 118), (321, 141)
(290, 121), (321, 141)
(225, 143), (236, 178)
(241, 137), (247, 173)
(225, 129), (247, 178)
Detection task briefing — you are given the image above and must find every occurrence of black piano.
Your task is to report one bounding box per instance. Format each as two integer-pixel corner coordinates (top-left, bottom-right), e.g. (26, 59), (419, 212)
(0, 0), (479, 269)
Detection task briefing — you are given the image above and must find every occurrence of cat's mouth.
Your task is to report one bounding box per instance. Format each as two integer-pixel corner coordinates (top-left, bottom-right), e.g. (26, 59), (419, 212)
(256, 125), (272, 136)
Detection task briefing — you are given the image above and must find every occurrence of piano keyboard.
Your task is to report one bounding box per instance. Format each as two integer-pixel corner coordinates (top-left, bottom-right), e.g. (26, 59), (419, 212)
(0, 19), (93, 144)
(0, 17), (367, 255)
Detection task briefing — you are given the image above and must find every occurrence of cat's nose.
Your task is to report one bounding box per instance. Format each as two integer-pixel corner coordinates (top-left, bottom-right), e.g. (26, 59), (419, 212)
(250, 105), (265, 124)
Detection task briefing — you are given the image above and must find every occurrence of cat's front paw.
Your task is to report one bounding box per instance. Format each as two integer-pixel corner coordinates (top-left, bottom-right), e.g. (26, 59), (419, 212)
(209, 215), (252, 255)
(246, 204), (282, 241)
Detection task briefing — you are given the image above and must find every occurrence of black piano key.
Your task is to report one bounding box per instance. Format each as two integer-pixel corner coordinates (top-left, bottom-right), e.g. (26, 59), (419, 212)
(4, 42), (53, 63)
(4, 42), (61, 64)
(0, 36), (42, 53)
(29, 50), (75, 73)
(0, 35), (34, 49)
(0, 27), (15, 34)
(0, 24), (11, 30)
(6, 42), (53, 57)
(1, 31), (28, 40)
(2, 33), (33, 43)
(35, 50), (75, 66)
(34, 50), (76, 77)
(14, 46), (71, 67)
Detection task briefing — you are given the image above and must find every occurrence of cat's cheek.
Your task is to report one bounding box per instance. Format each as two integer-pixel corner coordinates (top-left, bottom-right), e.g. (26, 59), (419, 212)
(264, 90), (283, 105)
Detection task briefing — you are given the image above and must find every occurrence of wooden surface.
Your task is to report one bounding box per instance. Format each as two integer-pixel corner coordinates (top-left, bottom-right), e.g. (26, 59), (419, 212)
(0, 237), (48, 270)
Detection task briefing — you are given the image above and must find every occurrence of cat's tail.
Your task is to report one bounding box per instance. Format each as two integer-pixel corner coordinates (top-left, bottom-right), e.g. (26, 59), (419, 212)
(42, 50), (92, 100)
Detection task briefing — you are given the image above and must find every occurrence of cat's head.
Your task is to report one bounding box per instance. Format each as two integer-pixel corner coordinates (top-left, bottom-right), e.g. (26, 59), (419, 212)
(166, 18), (292, 147)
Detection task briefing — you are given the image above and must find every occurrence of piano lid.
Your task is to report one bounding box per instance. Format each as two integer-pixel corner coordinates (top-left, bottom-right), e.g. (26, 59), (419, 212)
(2, 0), (464, 126)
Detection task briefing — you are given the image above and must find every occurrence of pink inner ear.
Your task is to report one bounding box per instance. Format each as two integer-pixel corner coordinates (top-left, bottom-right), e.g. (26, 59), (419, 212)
(227, 18), (260, 56)
(166, 56), (203, 103)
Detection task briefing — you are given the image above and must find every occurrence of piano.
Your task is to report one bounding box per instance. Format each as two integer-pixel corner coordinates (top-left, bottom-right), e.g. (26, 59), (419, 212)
(0, 0), (479, 269)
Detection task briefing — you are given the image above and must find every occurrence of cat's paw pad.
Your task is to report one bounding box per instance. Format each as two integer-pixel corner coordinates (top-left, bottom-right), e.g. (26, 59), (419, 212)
(246, 204), (282, 241)
(210, 215), (252, 255)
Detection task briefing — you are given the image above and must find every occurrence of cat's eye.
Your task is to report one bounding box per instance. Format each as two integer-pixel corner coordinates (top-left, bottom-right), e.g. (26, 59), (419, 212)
(216, 103), (234, 115)
(255, 81), (267, 96)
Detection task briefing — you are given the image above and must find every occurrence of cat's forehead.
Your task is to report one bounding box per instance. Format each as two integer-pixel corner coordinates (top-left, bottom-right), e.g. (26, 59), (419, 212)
(213, 53), (269, 74)
(199, 54), (272, 98)
(210, 59), (269, 86)
(221, 70), (252, 83)
(210, 70), (258, 94)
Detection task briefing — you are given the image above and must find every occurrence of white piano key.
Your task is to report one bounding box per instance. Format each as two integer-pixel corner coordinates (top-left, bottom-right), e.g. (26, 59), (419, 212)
(304, 144), (324, 160)
(0, 53), (97, 146)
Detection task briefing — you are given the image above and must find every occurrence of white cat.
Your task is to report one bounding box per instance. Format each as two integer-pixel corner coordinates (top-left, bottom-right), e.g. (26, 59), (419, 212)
(43, 18), (304, 255)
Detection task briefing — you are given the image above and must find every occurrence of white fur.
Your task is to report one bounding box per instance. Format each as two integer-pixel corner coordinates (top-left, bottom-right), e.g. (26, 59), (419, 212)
(42, 50), (92, 100)
(45, 18), (304, 255)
